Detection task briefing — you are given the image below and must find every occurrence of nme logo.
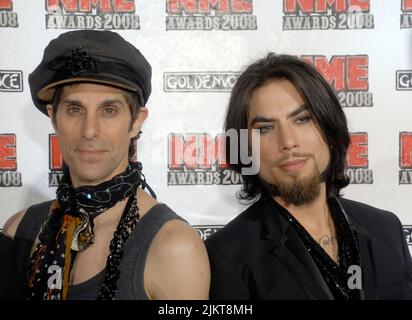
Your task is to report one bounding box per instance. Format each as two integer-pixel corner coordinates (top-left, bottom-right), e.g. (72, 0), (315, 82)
(0, 0), (18, 27)
(0, 0), (12, 9)
(345, 132), (373, 184)
(283, 0), (373, 30)
(396, 70), (412, 90)
(168, 133), (242, 186)
(399, 132), (412, 184)
(164, 72), (240, 92)
(0, 70), (22, 92)
(166, 0), (257, 31)
(193, 225), (224, 241)
(401, 0), (412, 28)
(0, 134), (22, 187)
(403, 225), (412, 246)
(49, 134), (64, 187)
(45, 0), (140, 30)
(301, 55), (373, 108)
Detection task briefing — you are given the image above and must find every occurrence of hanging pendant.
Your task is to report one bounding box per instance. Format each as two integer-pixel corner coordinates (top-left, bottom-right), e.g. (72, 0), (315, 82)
(71, 208), (94, 251)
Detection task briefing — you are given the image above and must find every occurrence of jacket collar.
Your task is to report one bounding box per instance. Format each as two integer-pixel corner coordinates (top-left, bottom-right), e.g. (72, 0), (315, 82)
(259, 191), (378, 300)
(334, 197), (377, 299)
(259, 191), (334, 299)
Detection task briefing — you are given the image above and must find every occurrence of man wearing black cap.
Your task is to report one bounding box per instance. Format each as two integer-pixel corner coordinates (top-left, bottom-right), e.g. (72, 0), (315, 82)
(1, 30), (210, 300)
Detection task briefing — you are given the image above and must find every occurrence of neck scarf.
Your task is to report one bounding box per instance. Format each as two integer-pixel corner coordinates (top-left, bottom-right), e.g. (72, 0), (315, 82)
(25, 162), (145, 300)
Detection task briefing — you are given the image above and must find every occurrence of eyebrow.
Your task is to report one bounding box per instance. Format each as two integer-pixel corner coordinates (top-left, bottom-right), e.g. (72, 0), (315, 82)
(61, 98), (82, 106)
(98, 99), (126, 108)
(60, 98), (126, 108)
(250, 104), (308, 126)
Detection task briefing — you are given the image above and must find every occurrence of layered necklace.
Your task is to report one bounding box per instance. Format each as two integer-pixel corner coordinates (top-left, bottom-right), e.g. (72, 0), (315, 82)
(25, 162), (147, 300)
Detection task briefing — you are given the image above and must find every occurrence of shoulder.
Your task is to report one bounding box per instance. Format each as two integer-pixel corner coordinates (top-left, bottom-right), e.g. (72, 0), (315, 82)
(2, 200), (54, 239)
(2, 209), (27, 238)
(205, 198), (264, 255)
(145, 215), (210, 299)
(208, 197), (264, 239)
(152, 218), (204, 251)
(339, 198), (400, 225)
(136, 188), (159, 218)
(338, 197), (403, 238)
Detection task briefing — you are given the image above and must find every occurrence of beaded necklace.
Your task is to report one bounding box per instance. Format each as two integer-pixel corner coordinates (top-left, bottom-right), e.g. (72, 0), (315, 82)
(25, 162), (148, 300)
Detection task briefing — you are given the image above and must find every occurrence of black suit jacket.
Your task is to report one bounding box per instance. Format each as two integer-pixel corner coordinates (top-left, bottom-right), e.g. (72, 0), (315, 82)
(205, 195), (412, 299)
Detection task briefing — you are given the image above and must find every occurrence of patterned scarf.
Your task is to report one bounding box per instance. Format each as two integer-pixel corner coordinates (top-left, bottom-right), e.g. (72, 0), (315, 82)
(25, 162), (143, 300)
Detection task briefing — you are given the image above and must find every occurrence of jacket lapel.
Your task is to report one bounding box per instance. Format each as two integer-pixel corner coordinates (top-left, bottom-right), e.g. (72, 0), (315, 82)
(336, 199), (378, 299)
(261, 195), (334, 300)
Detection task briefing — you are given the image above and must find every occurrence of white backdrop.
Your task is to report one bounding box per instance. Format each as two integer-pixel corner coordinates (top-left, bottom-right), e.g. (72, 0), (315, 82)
(0, 0), (412, 245)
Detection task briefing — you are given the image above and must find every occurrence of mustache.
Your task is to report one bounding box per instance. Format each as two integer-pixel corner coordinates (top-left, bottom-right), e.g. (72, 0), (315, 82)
(274, 152), (313, 166)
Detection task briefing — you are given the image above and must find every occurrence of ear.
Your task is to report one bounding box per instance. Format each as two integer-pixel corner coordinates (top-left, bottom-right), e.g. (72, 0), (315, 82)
(46, 104), (57, 131)
(130, 107), (148, 138)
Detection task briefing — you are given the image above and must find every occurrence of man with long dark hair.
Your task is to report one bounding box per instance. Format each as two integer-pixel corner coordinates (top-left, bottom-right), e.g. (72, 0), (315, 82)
(1, 30), (210, 300)
(205, 53), (412, 299)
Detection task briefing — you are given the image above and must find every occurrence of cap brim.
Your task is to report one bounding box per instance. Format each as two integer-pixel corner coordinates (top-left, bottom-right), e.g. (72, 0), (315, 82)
(37, 76), (139, 102)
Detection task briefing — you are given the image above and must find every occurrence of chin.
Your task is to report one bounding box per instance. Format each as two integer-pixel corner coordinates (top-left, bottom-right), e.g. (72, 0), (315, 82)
(71, 165), (112, 185)
(78, 174), (107, 185)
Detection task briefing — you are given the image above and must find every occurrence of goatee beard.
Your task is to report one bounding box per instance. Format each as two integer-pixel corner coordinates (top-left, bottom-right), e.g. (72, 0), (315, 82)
(260, 169), (323, 206)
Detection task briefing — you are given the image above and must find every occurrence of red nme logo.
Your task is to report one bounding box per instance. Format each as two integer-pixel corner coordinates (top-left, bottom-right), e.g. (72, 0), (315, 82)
(284, 0), (370, 14)
(0, 0), (12, 10)
(400, 132), (412, 169)
(403, 0), (412, 11)
(167, 0), (252, 14)
(49, 134), (63, 171)
(45, 0), (135, 13)
(347, 132), (368, 168)
(301, 55), (368, 91)
(0, 134), (17, 171)
(168, 133), (228, 170)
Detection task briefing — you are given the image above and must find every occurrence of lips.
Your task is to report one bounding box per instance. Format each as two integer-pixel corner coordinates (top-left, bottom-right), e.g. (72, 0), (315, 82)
(76, 149), (106, 162)
(278, 158), (308, 172)
(78, 149), (105, 154)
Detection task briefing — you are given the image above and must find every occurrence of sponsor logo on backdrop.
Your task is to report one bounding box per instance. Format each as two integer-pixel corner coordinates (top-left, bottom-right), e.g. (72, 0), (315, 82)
(0, 0), (18, 27)
(45, 0), (140, 30)
(166, 0), (257, 30)
(164, 72), (240, 92)
(301, 55), (372, 108)
(346, 132), (373, 184)
(49, 134), (63, 187)
(283, 0), (373, 30)
(401, 0), (412, 28)
(0, 134), (22, 187)
(194, 225), (224, 240)
(399, 132), (412, 184)
(0, 70), (23, 92)
(403, 225), (412, 245)
(396, 70), (412, 90)
(168, 133), (242, 185)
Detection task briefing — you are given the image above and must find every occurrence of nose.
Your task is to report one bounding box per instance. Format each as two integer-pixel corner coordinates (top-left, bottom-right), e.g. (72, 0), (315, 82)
(80, 113), (100, 140)
(277, 123), (298, 152)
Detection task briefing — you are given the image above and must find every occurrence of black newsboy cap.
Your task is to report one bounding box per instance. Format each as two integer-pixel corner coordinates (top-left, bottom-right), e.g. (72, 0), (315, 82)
(29, 30), (152, 116)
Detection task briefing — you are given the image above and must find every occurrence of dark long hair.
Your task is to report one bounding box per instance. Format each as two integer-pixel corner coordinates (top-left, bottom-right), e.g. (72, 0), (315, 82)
(224, 53), (350, 201)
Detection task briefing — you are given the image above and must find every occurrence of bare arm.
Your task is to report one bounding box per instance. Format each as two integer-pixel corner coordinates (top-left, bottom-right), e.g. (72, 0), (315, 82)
(1, 209), (27, 238)
(145, 219), (210, 299)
